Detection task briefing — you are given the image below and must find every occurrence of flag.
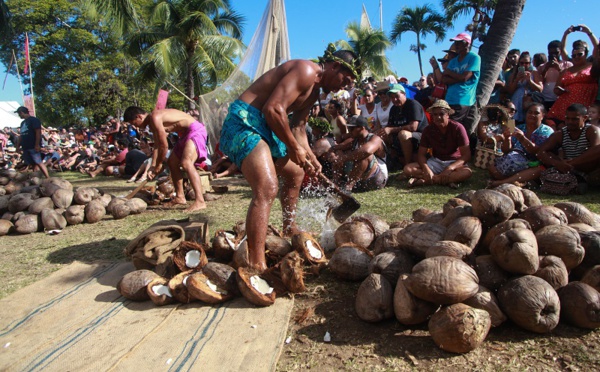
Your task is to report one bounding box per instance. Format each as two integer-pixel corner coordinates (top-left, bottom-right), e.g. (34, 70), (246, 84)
(155, 89), (169, 110)
(23, 33), (30, 75)
(2, 52), (14, 90)
(24, 95), (35, 116)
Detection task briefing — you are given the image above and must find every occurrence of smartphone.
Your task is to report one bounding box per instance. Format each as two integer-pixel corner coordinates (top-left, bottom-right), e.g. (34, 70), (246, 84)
(573, 26), (582, 31)
(506, 119), (516, 134)
(518, 66), (525, 73)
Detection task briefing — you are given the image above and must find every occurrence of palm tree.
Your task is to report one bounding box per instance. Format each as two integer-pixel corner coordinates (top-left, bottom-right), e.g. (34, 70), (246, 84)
(336, 21), (393, 80)
(390, 5), (447, 76)
(441, 0), (498, 43)
(0, 0), (12, 41)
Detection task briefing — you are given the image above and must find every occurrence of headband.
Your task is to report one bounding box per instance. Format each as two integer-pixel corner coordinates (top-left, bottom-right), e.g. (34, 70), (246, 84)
(315, 43), (360, 80)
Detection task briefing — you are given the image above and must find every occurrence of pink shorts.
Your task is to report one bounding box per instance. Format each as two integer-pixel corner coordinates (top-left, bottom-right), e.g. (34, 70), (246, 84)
(172, 121), (208, 167)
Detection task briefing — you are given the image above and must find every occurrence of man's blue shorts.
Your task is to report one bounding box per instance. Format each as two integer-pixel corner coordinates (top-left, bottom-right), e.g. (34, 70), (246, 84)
(220, 100), (287, 168)
(22, 149), (43, 165)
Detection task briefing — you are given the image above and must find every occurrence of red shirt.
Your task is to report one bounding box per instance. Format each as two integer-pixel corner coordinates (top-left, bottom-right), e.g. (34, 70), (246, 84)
(420, 119), (469, 161)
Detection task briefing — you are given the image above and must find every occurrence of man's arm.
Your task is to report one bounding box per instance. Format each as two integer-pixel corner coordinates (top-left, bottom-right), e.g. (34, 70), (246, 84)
(148, 111), (169, 176)
(290, 105), (321, 174)
(340, 135), (382, 163)
(567, 126), (600, 169)
(34, 128), (42, 151)
(537, 131), (568, 170)
(442, 70), (474, 85)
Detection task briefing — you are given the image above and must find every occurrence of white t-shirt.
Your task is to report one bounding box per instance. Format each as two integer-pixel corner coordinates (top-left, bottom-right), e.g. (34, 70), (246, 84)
(358, 104), (378, 131)
(375, 102), (393, 128)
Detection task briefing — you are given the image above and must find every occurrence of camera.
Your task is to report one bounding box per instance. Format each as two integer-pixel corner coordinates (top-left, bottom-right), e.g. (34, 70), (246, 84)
(573, 26), (582, 31)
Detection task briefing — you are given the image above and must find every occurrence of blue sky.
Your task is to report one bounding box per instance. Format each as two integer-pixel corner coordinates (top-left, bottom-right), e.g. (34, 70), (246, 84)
(1, 0), (599, 103)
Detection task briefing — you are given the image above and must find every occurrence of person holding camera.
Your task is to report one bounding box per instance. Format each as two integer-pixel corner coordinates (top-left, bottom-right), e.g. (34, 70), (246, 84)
(506, 52), (543, 123)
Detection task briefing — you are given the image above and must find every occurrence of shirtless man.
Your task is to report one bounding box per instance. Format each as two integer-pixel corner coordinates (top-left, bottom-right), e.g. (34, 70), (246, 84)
(123, 107), (208, 212)
(220, 44), (360, 271)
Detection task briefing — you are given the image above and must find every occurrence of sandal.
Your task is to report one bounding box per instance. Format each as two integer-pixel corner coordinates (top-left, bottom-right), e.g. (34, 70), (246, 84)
(136, 176), (147, 183)
(127, 177), (136, 183)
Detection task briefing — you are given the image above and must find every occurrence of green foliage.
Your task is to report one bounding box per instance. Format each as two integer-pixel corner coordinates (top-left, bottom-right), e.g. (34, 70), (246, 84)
(440, 0), (498, 43)
(308, 116), (332, 133)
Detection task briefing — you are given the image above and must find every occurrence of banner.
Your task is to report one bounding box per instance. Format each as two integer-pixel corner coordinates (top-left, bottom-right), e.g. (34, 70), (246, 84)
(155, 89), (169, 110)
(24, 95), (35, 117)
(23, 33), (30, 75)
(2, 53), (14, 90)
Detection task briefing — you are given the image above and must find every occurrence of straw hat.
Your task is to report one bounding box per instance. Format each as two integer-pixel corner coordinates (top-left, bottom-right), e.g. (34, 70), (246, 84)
(427, 100), (455, 115)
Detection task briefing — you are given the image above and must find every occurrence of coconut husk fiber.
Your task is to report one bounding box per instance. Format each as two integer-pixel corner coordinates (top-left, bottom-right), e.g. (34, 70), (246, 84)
(0, 261), (293, 372)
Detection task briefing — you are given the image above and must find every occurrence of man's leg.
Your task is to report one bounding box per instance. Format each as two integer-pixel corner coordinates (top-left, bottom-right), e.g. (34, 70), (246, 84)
(345, 156), (371, 191)
(34, 160), (50, 178)
(168, 151), (187, 206)
(398, 131), (414, 165)
(175, 139), (206, 212)
(275, 155), (305, 237)
(241, 141), (279, 272)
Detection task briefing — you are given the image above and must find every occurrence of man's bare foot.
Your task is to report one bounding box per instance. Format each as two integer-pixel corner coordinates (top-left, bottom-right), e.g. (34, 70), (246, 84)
(185, 201), (207, 212)
(170, 197), (187, 205)
(249, 261), (268, 274)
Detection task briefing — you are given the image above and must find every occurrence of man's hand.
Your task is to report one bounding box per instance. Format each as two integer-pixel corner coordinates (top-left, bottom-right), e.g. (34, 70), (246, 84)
(556, 161), (574, 173)
(288, 146), (308, 169)
(303, 152), (322, 176)
(422, 165), (434, 183)
(147, 164), (162, 180)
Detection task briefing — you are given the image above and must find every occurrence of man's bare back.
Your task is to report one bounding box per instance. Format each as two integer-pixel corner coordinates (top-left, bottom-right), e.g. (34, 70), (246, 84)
(144, 109), (197, 135)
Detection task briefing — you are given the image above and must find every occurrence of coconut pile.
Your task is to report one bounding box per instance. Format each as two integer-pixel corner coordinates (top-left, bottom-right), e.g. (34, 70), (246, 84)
(326, 185), (600, 354)
(0, 170), (148, 235)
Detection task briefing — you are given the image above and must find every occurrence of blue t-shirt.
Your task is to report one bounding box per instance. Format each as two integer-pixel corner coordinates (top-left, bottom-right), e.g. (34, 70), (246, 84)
(445, 52), (481, 106)
(19, 116), (42, 150)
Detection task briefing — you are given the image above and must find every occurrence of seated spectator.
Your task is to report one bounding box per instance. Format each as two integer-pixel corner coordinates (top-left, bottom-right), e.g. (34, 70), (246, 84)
(488, 103), (554, 188)
(506, 52), (543, 123)
(548, 25), (599, 126)
(118, 142), (148, 179)
(88, 139), (129, 177)
(327, 116), (388, 192)
(352, 88), (377, 131)
(374, 82), (393, 130)
(538, 103), (600, 184)
(377, 83), (428, 168)
(403, 100), (471, 188)
(326, 100), (348, 143)
(477, 105), (510, 149)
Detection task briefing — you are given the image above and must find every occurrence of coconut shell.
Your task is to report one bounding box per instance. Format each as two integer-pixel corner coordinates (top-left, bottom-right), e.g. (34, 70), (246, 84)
(493, 183), (526, 213)
(73, 187), (96, 205)
(393, 274), (438, 325)
(334, 220), (376, 250)
(470, 189), (515, 228)
(371, 228), (404, 255)
(173, 241), (209, 272)
(463, 285), (507, 327)
(14, 213), (39, 234)
(202, 262), (239, 296)
(146, 277), (175, 306)
(350, 214), (389, 238)
(125, 198), (147, 214)
(28, 197), (55, 214)
(117, 270), (161, 301)
(85, 199), (106, 223)
(396, 222), (447, 258)
(112, 203), (131, 220)
(535, 224), (584, 270)
(425, 240), (473, 260)
(355, 273), (394, 322)
(41, 208), (67, 231)
(188, 271), (234, 304)
(581, 265), (600, 292)
(406, 256), (479, 305)
(52, 188), (73, 209)
(497, 275), (560, 333)
(8, 193), (36, 213)
(479, 218), (532, 253)
(554, 202), (599, 228)
(265, 235), (293, 266)
(292, 232), (327, 265)
(65, 205), (86, 225)
(490, 228), (539, 275)
(534, 255), (569, 290)
(558, 282), (600, 329)
(368, 250), (414, 287)
(328, 245), (373, 281)
(40, 177), (72, 197)
(443, 216), (482, 249)
(518, 205), (568, 232)
(428, 303), (492, 354)
(168, 270), (196, 304)
(212, 230), (239, 262)
(474, 255), (509, 291)
(236, 267), (276, 307)
(278, 251), (305, 293)
(0, 219), (14, 236)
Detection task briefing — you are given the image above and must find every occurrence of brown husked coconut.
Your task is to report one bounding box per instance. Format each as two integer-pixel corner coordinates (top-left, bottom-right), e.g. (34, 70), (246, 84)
(73, 187), (96, 205)
(19, 185), (41, 197)
(233, 220), (246, 237)
(334, 220), (375, 250)
(158, 179), (175, 196)
(112, 203), (131, 219)
(558, 282), (600, 329)
(0, 195), (9, 213)
(12, 211), (26, 222)
(351, 214), (389, 238)
(554, 202), (599, 228)
(568, 223), (596, 233)
(168, 270), (196, 304)
(440, 205), (473, 227)
(328, 245), (373, 281)
(65, 205), (86, 225)
(442, 197), (471, 216)
(456, 189), (476, 203)
(14, 213), (39, 234)
(463, 285), (507, 327)
(279, 251), (305, 293)
(8, 193), (36, 213)
(85, 199), (106, 223)
(490, 228), (539, 275)
(236, 267), (276, 307)
(292, 232), (327, 265)
(480, 219), (531, 253)
(520, 188), (542, 208)
(497, 275), (560, 333)
(117, 270), (161, 301)
(1, 212), (13, 221)
(535, 225), (584, 270)
(146, 277), (175, 306)
(173, 241), (209, 272)
(393, 274), (439, 325)
(371, 228), (403, 255)
(14, 172), (28, 182)
(475, 255), (509, 291)
(98, 194), (113, 208)
(0, 168), (17, 179)
(428, 303), (492, 354)
(0, 219), (13, 236)
(423, 212), (444, 224)
(389, 220), (411, 229)
(28, 197), (54, 214)
(29, 176), (42, 186)
(265, 235), (293, 266)
(125, 198), (147, 214)
(470, 189), (515, 228)
(368, 250), (414, 287)
(493, 183), (526, 213)
(41, 208), (67, 231)
(518, 205), (567, 232)
(212, 230), (239, 262)
(0, 187), (5, 196)
(577, 231), (600, 279)
(413, 208), (435, 222)
(355, 273), (394, 322)
(443, 216), (482, 249)
(107, 197), (126, 215)
(4, 181), (18, 195)
(406, 256), (479, 305)
(426, 240), (473, 260)
(51, 188), (73, 209)
(40, 177), (72, 197)
(534, 256), (569, 290)
(0, 176), (8, 186)
(188, 271), (234, 304)
(581, 266), (600, 292)
(232, 240), (250, 269)
(396, 222), (447, 258)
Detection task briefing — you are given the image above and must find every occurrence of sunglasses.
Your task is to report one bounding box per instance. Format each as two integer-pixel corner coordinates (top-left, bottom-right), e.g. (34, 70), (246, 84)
(572, 52), (585, 58)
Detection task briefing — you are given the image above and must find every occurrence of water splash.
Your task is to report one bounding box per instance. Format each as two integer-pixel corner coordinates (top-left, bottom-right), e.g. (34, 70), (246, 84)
(295, 186), (341, 252)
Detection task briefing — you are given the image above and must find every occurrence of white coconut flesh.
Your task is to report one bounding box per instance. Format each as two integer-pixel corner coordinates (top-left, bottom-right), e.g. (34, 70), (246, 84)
(306, 240), (322, 259)
(183, 276), (189, 287)
(225, 233), (236, 249)
(206, 278), (228, 295)
(152, 284), (172, 297)
(185, 250), (201, 268)
(250, 275), (274, 295)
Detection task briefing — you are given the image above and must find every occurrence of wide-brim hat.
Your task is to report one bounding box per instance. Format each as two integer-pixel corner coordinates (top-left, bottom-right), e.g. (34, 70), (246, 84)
(375, 81), (391, 92)
(427, 99), (455, 115)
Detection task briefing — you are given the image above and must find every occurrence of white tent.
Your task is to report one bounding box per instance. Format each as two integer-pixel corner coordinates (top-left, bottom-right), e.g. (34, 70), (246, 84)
(0, 101), (22, 129)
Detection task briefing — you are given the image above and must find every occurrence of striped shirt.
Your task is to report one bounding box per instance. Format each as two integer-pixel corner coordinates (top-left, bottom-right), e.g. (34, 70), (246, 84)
(561, 124), (591, 160)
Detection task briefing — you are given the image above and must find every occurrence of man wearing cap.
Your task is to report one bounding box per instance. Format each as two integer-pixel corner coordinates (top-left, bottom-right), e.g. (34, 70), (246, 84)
(442, 32), (481, 138)
(403, 100), (472, 188)
(15, 106), (50, 178)
(219, 44), (361, 272)
(327, 115), (387, 192)
(378, 83), (428, 167)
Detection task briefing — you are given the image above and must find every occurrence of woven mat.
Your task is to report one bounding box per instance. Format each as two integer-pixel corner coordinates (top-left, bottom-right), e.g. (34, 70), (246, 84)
(0, 262), (293, 372)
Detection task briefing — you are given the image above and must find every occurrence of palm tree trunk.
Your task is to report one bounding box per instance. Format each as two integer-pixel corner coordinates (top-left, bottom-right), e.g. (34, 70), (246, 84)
(186, 62), (195, 110)
(476, 0), (526, 106)
(416, 33), (424, 77)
